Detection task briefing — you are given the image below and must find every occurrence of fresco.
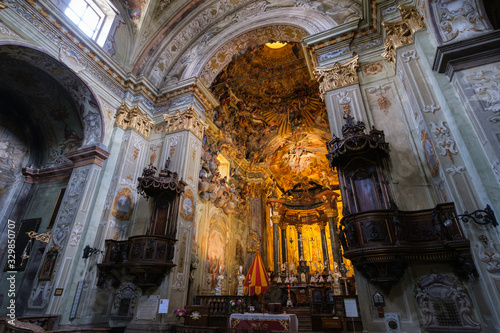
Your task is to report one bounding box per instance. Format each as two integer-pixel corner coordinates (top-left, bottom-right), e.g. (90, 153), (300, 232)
(205, 228), (226, 289)
(208, 42), (336, 193)
(0, 113), (29, 198)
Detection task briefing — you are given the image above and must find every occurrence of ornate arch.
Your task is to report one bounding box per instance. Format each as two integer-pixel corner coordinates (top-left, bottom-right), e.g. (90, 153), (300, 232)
(0, 43), (105, 148)
(143, 4), (337, 87)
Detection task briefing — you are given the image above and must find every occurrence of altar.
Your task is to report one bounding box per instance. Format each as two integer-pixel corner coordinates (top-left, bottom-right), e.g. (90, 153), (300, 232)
(229, 313), (298, 332)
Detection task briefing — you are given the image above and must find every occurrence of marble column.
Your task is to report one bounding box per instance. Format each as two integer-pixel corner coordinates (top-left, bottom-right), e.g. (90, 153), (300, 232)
(296, 225), (305, 261)
(318, 221), (329, 271)
(279, 222), (288, 270)
(324, 208), (341, 267)
(272, 215), (281, 275)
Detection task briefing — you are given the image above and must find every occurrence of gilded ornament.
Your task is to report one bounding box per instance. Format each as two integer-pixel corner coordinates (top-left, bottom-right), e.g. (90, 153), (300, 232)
(180, 189), (195, 221)
(246, 230), (260, 253)
(112, 187), (134, 221)
(314, 55), (359, 99)
(382, 6), (425, 68)
(162, 107), (206, 141)
(398, 6), (426, 33)
(114, 103), (155, 139)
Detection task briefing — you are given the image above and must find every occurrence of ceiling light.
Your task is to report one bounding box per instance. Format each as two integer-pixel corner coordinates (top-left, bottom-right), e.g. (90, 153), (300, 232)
(265, 41), (287, 49)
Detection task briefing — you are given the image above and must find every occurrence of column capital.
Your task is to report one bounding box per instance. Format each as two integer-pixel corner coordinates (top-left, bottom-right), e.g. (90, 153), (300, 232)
(279, 222), (288, 230)
(114, 103), (155, 139)
(313, 55), (359, 99)
(324, 208), (338, 219)
(271, 215), (281, 225)
(296, 224), (304, 233)
(162, 107), (206, 141)
(318, 221), (328, 230)
(381, 5), (425, 68)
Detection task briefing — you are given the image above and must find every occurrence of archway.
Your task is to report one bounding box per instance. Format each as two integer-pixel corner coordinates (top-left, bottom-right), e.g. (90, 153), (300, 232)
(194, 40), (353, 312)
(0, 43), (105, 314)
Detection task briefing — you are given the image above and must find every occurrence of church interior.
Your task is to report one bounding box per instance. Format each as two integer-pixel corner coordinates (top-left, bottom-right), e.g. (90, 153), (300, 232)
(0, 0), (500, 332)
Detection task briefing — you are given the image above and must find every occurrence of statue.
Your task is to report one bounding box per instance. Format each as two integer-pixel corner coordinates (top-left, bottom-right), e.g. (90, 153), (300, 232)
(300, 272), (307, 283)
(215, 267), (224, 295)
(333, 270), (342, 295)
(237, 266), (245, 296)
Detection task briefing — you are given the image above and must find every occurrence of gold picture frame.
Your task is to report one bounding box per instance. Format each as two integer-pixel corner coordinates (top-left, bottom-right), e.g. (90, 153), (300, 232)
(112, 187), (134, 220)
(180, 189), (194, 221)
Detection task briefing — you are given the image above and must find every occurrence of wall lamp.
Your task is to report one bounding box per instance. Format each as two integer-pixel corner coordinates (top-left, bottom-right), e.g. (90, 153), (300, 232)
(446, 205), (497, 227)
(26, 230), (51, 243)
(82, 245), (104, 259)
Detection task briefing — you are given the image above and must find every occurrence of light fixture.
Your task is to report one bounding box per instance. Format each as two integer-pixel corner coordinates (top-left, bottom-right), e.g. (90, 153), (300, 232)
(445, 205), (497, 227)
(26, 230), (51, 243)
(20, 230), (52, 266)
(82, 245), (104, 259)
(265, 41), (287, 49)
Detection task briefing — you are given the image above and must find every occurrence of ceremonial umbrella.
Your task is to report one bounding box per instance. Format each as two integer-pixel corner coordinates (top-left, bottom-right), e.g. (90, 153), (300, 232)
(244, 251), (269, 295)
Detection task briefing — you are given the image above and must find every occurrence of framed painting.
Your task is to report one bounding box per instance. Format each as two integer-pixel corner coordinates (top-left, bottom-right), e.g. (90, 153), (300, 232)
(39, 246), (59, 281)
(4, 218), (40, 271)
(112, 187), (134, 220)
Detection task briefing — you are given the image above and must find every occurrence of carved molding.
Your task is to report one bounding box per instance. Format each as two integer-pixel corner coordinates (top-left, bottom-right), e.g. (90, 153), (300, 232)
(382, 6), (425, 68)
(114, 103), (155, 139)
(416, 273), (480, 330)
(477, 235), (500, 274)
(398, 5), (426, 34)
(314, 55), (359, 98)
(162, 107), (206, 141)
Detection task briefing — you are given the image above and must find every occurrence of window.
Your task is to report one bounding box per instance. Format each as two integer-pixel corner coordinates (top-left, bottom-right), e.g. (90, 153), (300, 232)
(64, 0), (116, 47)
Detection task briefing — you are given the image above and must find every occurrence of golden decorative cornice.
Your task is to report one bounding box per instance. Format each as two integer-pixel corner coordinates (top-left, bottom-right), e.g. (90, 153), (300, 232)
(279, 222), (288, 230)
(317, 221), (328, 230)
(271, 215), (281, 225)
(324, 208), (338, 219)
(382, 6), (425, 68)
(162, 107), (206, 141)
(115, 103), (155, 139)
(399, 6), (426, 34)
(313, 55), (359, 99)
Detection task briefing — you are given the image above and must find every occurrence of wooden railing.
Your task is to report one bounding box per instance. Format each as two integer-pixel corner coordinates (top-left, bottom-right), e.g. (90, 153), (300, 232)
(338, 202), (473, 294)
(98, 235), (176, 288)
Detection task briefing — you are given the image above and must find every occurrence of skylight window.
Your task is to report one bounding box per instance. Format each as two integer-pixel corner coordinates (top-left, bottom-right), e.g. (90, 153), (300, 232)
(65, 0), (102, 38)
(64, 0), (116, 47)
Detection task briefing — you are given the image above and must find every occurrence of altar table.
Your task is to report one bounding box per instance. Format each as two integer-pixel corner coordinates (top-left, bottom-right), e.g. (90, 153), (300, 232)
(229, 313), (298, 332)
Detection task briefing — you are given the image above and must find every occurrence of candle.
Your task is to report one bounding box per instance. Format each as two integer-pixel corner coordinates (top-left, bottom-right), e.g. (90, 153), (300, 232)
(219, 266), (221, 274)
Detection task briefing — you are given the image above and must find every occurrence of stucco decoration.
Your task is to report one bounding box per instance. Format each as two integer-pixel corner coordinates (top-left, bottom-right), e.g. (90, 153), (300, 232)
(178, 24), (308, 87)
(140, 0), (255, 83)
(51, 168), (90, 247)
(111, 282), (137, 318)
(366, 84), (393, 115)
(429, 0), (492, 44)
(476, 235), (500, 274)
(314, 55), (359, 99)
(138, 0), (338, 84)
(114, 103), (155, 139)
(0, 21), (22, 38)
(429, 121), (458, 163)
(415, 273), (480, 330)
(162, 107), (206, 141)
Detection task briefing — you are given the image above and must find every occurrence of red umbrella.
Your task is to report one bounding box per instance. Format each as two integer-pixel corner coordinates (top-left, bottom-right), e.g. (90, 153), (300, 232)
(244, 252), (269, 295)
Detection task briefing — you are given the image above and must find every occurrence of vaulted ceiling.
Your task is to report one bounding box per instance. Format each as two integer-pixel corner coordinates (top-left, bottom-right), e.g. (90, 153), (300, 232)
(109, 0), (362, 86)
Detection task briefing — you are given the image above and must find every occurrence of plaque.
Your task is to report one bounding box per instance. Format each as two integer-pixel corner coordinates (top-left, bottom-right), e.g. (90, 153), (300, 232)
(158, 299), (169, 314)
(344, 298), (359, 318)
(135, 295), (160, 321)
